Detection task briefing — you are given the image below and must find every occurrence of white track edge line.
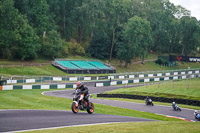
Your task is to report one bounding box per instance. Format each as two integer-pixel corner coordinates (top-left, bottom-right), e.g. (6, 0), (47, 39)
(8, 121), (137, 133)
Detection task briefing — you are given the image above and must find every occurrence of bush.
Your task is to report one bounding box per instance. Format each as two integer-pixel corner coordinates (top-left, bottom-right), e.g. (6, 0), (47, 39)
(68, 42), (85, 56)
(155, 58), (169, 66)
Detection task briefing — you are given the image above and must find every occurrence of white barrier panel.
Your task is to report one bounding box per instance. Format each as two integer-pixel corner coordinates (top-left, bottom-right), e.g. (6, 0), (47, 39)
(191, 75), (195, 78)
(173, 76), (178, 80)
(69, 77), (77, 81)
(2, 85), (13, 90)
(195, 71), (199, 74)
(119, 76), (124, 79)
(144, 79), (150, 82)
(73, 84), (77, 88)
(164, 77), (169, 80)
(84, 77), (91, 80)
(181, 72), (185, 75)
(174, 72), (178, 75)
(26, 79), (36, 83)
(96, 77), (99, 80)
(7, 80), (17, 84)
(139, 75), (144, 78)
(58, 84), (66, 89)
(188, 71), (192, 74)
(122, 80), (128, 84)
(41, 85), (50, 89)
(110, 81), (117, 85)
(96, 83), (104, 87)
(108, 76), (114, 79)
(148, 74), (153, 77)
(182, 76), (186, 79)
(157, 73), (162, 76)
(53, 77), (62, 81)
(22, 85), (32, 90)
(166, 73), (170, 76)
(154, 78), (160, 81)
(134, 79), (139, 83)
(129, 75), (135, 78)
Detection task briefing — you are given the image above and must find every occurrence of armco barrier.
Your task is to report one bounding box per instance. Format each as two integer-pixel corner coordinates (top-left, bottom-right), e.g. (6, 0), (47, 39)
(95, 74), (200, 87)
(97, 94), (200, 106)
(4, 69), (200, 84)
(2, 83), (77, 90)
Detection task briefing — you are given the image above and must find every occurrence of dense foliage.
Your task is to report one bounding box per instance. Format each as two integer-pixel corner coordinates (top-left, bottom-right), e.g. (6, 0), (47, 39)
(0, 0), (200, 66)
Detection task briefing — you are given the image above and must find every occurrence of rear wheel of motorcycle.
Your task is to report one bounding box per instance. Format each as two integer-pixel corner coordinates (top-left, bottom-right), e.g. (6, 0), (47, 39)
(87, 102), (94, 114)
(71, 102), (79, 113)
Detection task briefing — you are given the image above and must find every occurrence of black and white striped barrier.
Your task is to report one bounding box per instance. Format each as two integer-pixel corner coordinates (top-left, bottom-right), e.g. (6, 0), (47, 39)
(4, 69), (200, 84)
(95, 74), (200, 87)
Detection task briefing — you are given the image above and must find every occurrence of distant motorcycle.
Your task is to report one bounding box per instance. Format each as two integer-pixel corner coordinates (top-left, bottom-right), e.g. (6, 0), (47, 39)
(145, 98), (154, 106)
(172, 104), (181, 111)
(71, 89), (94, 114)
(194, 110), (200, 121)
(195, 114), (200, 121)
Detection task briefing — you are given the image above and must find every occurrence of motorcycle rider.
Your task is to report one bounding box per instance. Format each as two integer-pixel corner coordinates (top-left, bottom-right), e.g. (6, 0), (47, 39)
(194, 110), (199, 119)
(145, 96), (153, 105)
(145, 96), (151, 103)
(76, 81), (89, 108)
(172, 102), (178, 109)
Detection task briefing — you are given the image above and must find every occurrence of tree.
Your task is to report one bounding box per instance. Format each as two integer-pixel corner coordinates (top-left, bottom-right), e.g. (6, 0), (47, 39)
(14, 0), (55, 36)
(0, 0), (40, 60)
(11, 18), (40, 60)
(117, 16), (152, 66)
(178, 16), (200, 55)
(88, 25), (111, 59)
(41, 30), (63, 59)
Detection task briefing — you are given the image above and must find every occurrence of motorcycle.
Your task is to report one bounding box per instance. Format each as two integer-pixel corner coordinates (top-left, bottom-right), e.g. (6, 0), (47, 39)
(145, 98), (154, 106)
(71, 89), (94, 114)
(195, 114), (200, 121)
(172, 104), (181, 111)
(194, 112), (200, 121)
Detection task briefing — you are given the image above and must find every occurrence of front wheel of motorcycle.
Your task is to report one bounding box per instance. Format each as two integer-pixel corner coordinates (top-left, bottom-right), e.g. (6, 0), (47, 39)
(87, 102), (94, 114)
(71, 102), (79, 114)
(178, 108), (181, 111)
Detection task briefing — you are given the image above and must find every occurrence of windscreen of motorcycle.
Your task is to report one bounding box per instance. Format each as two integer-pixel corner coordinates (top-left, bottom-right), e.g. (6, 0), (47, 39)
(197, 114), (200, 119)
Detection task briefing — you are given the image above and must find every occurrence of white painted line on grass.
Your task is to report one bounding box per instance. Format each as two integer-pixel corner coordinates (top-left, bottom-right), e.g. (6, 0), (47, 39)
(10, 121), (138, 133)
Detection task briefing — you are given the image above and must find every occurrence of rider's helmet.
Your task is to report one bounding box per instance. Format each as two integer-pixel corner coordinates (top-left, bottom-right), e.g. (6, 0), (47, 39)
(172, 102), (175, 105)
(76, 81), (84, 89)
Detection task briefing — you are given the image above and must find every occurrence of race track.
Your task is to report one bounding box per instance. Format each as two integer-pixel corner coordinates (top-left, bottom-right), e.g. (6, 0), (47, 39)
(0, 84), (196, 132)
(0, 109), (153, 132)
(43, 85), (196, 122)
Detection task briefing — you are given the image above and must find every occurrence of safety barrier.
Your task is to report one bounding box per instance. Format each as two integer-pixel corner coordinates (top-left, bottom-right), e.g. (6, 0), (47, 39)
(1, 83), (77, 90)
(3, 69), (200, 84)
(95, 73), (200, 87)
(97, 94), (200, 106)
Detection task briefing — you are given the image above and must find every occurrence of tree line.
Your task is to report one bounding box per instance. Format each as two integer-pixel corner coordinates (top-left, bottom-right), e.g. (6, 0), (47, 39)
(0, 0), (200, 67)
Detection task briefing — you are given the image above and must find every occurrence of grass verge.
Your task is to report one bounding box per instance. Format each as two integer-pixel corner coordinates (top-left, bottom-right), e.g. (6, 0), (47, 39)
(1, 58), (200, 76)
(22, 121), (200, 133)
(105, 78), (200, 101)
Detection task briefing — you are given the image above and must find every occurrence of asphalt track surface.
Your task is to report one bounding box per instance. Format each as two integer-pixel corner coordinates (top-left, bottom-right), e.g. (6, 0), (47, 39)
(0, 84), (196, 132)
(0, 84), (154, 132)
(0, 109), (154, 132)
(43, 84), (196, 122)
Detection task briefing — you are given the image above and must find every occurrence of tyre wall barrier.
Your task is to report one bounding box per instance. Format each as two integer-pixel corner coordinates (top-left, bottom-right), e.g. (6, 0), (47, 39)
(97, 94), (200, 106)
